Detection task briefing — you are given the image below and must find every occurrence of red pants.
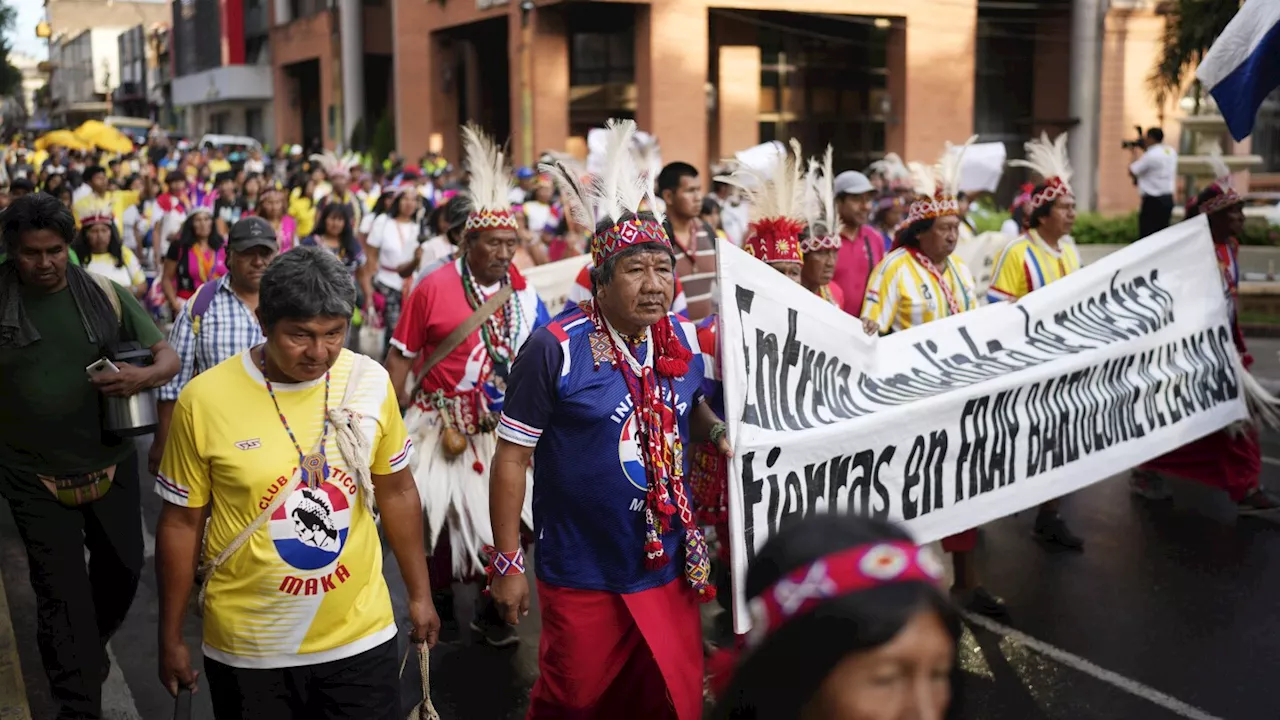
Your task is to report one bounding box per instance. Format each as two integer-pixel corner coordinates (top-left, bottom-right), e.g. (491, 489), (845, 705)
(1140, 426), (1260, 502)
(528, 579), (704, 720)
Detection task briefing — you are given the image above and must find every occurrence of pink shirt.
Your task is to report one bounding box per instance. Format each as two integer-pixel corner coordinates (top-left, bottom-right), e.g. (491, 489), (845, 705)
(830, 224), (887, 318)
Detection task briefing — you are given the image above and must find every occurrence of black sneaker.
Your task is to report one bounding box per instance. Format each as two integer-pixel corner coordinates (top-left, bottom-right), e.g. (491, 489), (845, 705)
(953, 586), (1009, 619)
(1033, 512), (1084, 551)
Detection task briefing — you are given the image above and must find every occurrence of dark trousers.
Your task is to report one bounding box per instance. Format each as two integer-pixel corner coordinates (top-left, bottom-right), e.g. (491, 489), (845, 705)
(1139, 194), (1174, 239)
(0, 451), (144, 720)
(374, 280), (403, 357)
(204, 637), (402, 720)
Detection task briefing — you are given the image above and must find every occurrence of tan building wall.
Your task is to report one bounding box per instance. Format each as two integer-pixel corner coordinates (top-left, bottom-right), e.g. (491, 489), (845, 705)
(46, 0), (170, 41)
(1097, 4), (1182, 215)
(271, 13), (335, 148)
(393, 0), (978, 174)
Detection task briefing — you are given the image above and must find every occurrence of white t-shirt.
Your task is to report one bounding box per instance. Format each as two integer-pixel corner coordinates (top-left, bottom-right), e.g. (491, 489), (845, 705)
(1001, 218), (1022, 239)
(523, 201), (553, 234)
(244, 158), (266, 174)
(358, 211), (380, 238)
(1129, 143), (1178, 198)
(72, 184), (92, 203)
(367, 217), (418, 290)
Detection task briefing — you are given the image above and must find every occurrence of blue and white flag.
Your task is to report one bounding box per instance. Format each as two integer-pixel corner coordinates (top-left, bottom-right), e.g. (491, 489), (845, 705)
(1196, 0), (1280, 141)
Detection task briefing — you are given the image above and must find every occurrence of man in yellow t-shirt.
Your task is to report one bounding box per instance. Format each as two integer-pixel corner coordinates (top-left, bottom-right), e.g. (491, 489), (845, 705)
(986, 132), (1085, 552)
(155, 248), (438, 717)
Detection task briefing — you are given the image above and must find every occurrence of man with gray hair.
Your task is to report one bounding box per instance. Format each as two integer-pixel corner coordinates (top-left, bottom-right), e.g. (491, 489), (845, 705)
(154, 247), (438, 717)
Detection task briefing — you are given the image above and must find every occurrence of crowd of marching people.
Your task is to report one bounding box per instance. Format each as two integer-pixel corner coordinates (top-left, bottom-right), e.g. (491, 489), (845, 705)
(0, 111), (1272, 720)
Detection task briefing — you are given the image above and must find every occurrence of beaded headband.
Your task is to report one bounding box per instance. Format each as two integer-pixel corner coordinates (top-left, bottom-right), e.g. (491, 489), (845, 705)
(743, 218), (804, 264)
(78, 209), (115, 228)
(746, 540), (945, 647)
(903, 193), (962, 227)
(1028, 176), (1073, 211)
(799, 234), (841, 253)
(465, 207), (520, 233)
(1197, 185), (1242, 216)
(590, 215), (672, 266)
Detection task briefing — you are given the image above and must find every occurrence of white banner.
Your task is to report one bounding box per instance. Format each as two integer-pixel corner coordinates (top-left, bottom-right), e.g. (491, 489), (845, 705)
(715, 216), (1248, 631)
(522, 254), (591, 317)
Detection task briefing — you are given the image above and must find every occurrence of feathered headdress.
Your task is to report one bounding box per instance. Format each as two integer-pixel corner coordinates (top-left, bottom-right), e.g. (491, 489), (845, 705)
(541, 118), (668, 267)
(899, 135), (977, 231)
(802, 145), (842, 253)
(460, 123), (518, 233)
(1008, 131), (1073, 210)
(867, 152), (912, 191)
(1192, 148), (1242, 217)
(716, 139), (806, 265)
(308, 150), (361, 181)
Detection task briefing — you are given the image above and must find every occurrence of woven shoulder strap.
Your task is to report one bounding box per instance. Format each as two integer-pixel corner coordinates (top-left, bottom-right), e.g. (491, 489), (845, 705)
(89, 272), (123, 324)
(416, 284), (513, 377)
(196, 354), (370, 611)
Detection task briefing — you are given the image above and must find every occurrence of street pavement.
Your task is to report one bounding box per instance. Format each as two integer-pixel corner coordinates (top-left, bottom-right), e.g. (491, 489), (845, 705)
(5, 340), (1280, 719)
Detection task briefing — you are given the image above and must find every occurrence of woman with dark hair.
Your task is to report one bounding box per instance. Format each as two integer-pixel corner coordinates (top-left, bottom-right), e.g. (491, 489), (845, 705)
(53, 184), (73, 209)
(72, 209), (147, 298)
(161, 207), (226, 314)
(43, 172), (66, 196)
(862, 146), (994, 618)
(256, 182), (298, 251)
(303, 202), (374, 314)
(870, 195), (906, 250)
(241, 173), (263, 214)
(713, 515), (960, 720)
(366, 188), (424, 350)
(1128, 161), (1280, 513)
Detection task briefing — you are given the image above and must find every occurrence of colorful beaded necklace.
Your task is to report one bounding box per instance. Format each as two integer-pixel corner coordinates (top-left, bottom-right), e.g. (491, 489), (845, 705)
(461, 261), (522, 366)
(259, 348), (331, 489)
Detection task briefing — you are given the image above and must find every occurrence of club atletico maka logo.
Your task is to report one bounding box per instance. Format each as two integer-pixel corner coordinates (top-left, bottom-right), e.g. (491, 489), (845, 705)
(270, 483), (352, 571)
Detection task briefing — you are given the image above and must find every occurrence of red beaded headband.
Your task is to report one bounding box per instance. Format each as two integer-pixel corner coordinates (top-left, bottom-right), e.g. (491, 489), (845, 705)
(79, 210), (115, 228)
(743, 218), (805, 264)
(1028, 176), (1072, 210)
(746, 540), (944, 647)
(1197, 184), (1242, 217)
(465, 208), (519, 233)
(589, 215), (672, 266)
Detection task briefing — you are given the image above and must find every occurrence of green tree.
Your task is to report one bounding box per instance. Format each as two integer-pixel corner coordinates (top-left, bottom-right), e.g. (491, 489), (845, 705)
(1149, 0), (1241, 113)
(0, 0), (21, 98)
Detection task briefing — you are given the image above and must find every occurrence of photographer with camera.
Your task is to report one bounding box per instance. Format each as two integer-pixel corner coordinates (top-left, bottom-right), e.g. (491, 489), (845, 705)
(1127, 127), (1178, 239)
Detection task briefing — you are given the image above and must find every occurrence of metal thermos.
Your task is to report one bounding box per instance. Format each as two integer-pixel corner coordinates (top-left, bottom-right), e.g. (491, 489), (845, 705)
(104, 344), (158, 437)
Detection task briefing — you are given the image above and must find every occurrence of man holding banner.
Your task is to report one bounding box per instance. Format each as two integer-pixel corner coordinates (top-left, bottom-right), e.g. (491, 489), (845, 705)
(861, 139), (1004, 617)
(490, 119), (728, 720)
(990, 132), (1086, 552)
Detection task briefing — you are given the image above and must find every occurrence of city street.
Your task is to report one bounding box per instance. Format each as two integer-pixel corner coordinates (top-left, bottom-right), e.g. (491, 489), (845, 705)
(5, 340), (1280, 719)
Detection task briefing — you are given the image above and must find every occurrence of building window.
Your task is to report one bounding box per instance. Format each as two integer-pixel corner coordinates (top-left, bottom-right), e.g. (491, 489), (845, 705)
(246, 108), (264, 139)
(570, 31), (634, 86)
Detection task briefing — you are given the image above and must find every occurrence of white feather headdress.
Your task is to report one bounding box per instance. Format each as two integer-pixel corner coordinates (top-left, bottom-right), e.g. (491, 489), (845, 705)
(540, 118), (666, 265)
(802, 145), (842, 251)
(308, 150), (361, 179)
(461, 123), (513, 215)
(867, 152), (912, 189)
(936, 135), (978, 199)
(1008, 131), (1073, 192)
(715, 140), (806, 262)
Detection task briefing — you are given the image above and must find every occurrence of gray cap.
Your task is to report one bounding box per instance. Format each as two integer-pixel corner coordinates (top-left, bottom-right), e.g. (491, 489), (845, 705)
(227, 216), (279, 252)
(833, 170), (874, 197)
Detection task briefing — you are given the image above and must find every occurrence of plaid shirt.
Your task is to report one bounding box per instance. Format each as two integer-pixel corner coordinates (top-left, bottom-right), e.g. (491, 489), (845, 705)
(159, 276), (263, 401)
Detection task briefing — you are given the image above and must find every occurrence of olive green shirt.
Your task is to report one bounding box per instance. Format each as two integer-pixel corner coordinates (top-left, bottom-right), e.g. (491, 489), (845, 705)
(0, 279), (164, 475)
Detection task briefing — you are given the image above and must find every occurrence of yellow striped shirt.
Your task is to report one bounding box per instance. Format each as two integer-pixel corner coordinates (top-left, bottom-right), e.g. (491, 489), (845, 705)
(987, 230), (1082, 302)
(862, 247), (979, 333)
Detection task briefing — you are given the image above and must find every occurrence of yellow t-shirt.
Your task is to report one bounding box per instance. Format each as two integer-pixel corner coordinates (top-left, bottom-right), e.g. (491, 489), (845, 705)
(986, 230), (1082, 302)
(156, 349), (415, 669)
(862, 247), (978, 333)
(207, 158), (232, 176)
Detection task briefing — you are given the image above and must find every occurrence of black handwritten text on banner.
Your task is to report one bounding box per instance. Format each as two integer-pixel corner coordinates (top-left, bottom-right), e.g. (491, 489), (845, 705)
(713, 217), (1247, 631)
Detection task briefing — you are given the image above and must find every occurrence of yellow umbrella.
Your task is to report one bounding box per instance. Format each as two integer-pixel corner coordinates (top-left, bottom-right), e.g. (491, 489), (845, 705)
(74, 120), (135, 154)
(35, 130), (91, 151)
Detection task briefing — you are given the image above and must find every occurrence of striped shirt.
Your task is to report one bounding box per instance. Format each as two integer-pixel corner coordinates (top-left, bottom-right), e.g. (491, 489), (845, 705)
(668, 219), (717, 320)
(862, 247), (978, 333)
(158, 275), (264, 401)
(987, 230), (1082, 303)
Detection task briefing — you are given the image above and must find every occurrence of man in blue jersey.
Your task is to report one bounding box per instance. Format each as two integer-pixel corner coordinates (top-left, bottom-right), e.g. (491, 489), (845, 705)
(487, 120), (731, 720)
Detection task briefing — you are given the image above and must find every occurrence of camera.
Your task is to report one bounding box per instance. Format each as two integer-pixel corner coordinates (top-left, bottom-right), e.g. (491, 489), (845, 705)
(1121, 125), (1146, 150)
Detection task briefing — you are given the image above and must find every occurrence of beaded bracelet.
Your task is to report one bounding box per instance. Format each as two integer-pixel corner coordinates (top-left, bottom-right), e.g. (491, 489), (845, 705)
(709, 422), (728, 445)
(487, 547), (526, 577)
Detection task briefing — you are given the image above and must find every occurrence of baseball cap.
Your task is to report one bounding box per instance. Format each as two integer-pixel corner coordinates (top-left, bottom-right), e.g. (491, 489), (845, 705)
(833, 171), (874, 197)
(227, 216), (279, 252)
(516, 166), (535, 180)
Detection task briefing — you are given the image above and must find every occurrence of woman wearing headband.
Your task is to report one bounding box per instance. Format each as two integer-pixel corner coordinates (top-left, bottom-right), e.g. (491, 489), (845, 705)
(714, 514), (960, 720)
